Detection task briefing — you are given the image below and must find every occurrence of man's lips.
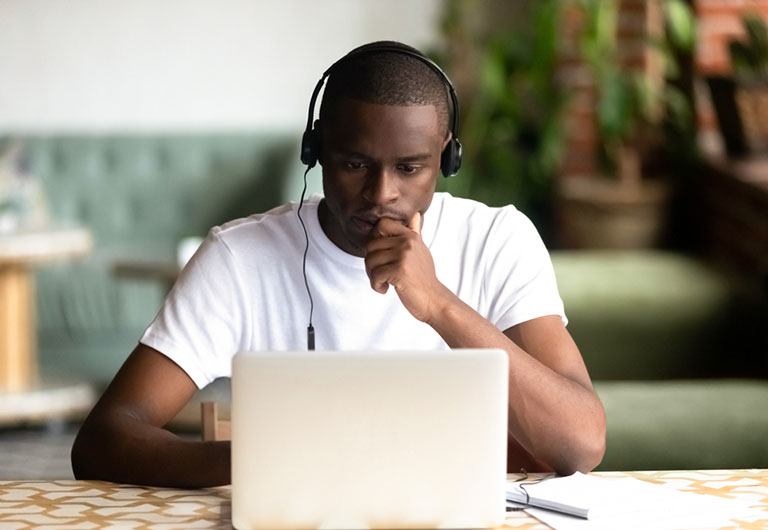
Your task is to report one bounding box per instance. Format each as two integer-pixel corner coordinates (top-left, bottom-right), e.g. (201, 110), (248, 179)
(351, 214), (407, 234)
(351, 216), (376, 234)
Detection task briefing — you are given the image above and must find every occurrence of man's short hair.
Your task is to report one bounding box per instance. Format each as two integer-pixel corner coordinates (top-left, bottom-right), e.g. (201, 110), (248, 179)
(318, 41), (451, 137)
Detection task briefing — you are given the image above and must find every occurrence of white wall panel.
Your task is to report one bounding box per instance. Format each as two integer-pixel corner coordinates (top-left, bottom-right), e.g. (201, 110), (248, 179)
(0, 0), (443, 131)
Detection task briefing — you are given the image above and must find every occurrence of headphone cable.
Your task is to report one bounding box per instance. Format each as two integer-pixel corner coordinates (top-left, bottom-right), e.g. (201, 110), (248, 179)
(296, 166), (315, 350)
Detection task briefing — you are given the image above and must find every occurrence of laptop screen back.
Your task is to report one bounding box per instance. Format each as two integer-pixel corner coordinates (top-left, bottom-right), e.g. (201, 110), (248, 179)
(231, 349), (508, 530)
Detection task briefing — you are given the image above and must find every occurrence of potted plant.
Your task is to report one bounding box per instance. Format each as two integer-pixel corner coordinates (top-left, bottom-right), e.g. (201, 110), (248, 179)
(432, 0), (566, 242)
(557, 0), (695, 248)
(708, 14), (768, 156)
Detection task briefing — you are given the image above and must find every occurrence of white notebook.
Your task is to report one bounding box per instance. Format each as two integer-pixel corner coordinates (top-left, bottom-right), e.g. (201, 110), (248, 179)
(506, 472), (757, 529)
(507, 474), (590, 518)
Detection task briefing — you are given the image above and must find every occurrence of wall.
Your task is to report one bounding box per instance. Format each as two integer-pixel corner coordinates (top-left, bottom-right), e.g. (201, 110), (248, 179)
(558, 0), (768, 174)
(0, 0), (443, 132)
(557, 0), (661, 177)
(696, 0), (768, 75)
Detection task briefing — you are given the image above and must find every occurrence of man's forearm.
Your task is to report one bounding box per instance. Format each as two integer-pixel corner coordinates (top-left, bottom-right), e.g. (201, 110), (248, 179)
(426, 289), (606, 475)
(72, 412), (230, 488)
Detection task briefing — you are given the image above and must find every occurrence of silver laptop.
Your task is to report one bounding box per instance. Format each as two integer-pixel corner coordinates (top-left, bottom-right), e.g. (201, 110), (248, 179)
(231, 349), (508, 530)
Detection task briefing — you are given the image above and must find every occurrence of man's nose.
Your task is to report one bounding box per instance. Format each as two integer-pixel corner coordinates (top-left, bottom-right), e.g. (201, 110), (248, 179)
(362, 167), (399, 205)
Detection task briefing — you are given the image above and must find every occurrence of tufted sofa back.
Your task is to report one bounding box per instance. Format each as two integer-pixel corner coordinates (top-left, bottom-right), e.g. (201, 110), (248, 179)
(19, 134), (299, 247)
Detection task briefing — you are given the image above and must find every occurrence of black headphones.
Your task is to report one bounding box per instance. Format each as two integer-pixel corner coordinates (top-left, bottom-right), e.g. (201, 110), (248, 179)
(300, 42), (462, 178)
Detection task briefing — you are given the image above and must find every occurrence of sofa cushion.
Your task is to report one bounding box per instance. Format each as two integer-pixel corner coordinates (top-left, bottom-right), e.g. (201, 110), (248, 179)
(594, 379), (768, 471)
(551, 251), (748, 380)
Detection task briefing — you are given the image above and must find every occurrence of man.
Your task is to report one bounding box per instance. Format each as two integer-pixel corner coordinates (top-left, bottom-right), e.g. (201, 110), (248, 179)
(72, 41), (606, 488)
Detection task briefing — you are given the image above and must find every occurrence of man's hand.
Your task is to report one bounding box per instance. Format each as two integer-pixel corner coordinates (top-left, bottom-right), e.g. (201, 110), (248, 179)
(363, 212), (453, 322)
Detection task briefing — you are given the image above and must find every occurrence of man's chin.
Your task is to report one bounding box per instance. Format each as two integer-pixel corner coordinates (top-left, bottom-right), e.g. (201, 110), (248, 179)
(338, 229), (367, 257)
(348, 239), (368, 257)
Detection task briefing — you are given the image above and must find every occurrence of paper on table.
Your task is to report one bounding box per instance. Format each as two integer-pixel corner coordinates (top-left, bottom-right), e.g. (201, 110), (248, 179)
(512, 472), (758, 530)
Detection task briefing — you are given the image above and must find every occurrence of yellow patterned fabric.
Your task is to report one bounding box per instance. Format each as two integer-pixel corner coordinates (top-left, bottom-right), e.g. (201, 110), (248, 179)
(0, 470), (765, 529)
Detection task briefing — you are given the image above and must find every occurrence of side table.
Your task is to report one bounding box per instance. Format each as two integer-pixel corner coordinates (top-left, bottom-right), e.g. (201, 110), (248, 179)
(0, 227), (96, 424)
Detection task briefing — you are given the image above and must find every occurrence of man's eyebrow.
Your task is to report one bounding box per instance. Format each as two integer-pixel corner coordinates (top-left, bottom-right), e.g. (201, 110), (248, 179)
(397, 153), (433, 163)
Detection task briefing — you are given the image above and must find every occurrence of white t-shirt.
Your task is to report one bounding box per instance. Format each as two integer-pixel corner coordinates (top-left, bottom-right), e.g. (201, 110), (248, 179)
(140, 192), (566, 389)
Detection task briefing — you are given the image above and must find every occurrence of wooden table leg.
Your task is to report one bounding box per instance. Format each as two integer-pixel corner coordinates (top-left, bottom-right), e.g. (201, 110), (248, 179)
(0, 264), (36, 392)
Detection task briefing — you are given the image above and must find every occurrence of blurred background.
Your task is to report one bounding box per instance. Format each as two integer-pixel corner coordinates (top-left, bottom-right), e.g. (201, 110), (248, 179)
(0, 0), (766, 478)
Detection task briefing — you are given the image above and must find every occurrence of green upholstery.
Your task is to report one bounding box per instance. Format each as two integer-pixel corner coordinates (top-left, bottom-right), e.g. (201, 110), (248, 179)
(552, 251), (768, 471)
(595, 380), (768, 471)
(23, 134), (298, 247)
(553, 251), (742, 380)
(4, 133), (304, 383)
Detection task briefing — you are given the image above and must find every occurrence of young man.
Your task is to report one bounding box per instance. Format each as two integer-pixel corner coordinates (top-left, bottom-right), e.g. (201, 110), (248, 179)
(72, 42), (606, 488)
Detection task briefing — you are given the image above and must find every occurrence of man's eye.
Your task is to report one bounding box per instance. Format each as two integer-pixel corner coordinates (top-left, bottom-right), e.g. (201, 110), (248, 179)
(345, 161), (366, 170)
(398, 164), (420, 174)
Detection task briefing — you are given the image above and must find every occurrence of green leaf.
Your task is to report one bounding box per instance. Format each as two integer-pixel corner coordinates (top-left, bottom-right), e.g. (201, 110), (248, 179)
(480, 47), (506, 101)
(665, 0), (695, 50)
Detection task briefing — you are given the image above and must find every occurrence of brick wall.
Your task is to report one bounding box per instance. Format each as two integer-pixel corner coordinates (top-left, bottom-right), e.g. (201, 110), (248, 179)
(558, 0), (768, 173)
(558, 3), (597, 177)
(696, 0), (768, 75)
(558, 0), (662, 177)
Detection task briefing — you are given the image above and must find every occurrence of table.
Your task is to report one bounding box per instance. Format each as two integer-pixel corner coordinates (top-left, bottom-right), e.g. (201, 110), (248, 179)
(111, 259), (180, 293)
(0, 470), (765, 529)
(110, 236), (202, 293)
(0, 226), (92, 391)
(0, 227), (96, 426)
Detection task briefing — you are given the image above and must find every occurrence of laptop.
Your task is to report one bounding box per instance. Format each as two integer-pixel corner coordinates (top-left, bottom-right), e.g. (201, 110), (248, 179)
(231, 349), (508, 530)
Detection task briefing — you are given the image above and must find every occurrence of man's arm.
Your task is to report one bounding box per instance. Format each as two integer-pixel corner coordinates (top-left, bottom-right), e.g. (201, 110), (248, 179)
(71, 344), (231, 487)
(365, 215), (606, 476)
(428, 306), (605, 475)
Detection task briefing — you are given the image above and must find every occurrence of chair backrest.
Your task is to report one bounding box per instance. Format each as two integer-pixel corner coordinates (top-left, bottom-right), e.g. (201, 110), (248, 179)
(201, 401), (231, 441)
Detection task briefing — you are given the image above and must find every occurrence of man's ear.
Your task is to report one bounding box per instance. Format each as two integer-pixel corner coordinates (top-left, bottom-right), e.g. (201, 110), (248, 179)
(441, 131), (453, 152)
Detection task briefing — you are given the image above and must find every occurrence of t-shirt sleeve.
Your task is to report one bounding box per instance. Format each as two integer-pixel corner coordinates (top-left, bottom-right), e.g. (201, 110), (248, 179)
(483, 207), (567, 331)
(140, 228), (248, 388)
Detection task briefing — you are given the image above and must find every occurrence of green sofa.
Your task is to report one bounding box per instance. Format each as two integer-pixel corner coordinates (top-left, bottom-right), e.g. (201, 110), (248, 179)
(552, 251), (768, 471)
(10, 134), (306, 383)
(7, 134), (767, 471)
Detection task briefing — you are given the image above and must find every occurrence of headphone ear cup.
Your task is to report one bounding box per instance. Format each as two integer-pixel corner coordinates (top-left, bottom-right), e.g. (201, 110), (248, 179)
(300, 128), (319, 168)
(440, 138), (462, 178)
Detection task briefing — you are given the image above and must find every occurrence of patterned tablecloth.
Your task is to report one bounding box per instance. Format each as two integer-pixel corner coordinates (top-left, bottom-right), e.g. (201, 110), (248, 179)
(0, 469), (765, 529)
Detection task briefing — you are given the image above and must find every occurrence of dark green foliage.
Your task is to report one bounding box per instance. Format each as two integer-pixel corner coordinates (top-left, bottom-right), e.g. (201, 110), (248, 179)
(576, 0), (695, 177)
(432, 0), (565, 234)
(729, 14), (768, 80)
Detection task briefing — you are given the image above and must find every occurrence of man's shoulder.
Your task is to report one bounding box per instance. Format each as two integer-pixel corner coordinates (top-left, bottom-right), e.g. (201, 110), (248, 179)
(431, 193), (546, 259)
(433, 192), (528, 229)
(207, 196), (320, 250)
(216, 196), (320, 234)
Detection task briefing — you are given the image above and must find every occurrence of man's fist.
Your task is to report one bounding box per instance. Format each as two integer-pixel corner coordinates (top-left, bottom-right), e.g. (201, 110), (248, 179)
(364, 212), (451, 322)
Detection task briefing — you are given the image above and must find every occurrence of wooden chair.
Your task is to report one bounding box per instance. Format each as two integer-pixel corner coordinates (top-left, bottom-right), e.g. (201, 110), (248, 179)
(200, 402), (231, 441)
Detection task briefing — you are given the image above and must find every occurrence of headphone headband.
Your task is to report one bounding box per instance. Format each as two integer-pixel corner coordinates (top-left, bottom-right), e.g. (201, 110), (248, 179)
(301, 41), (462, 177)
(304, 44), (460, 141)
